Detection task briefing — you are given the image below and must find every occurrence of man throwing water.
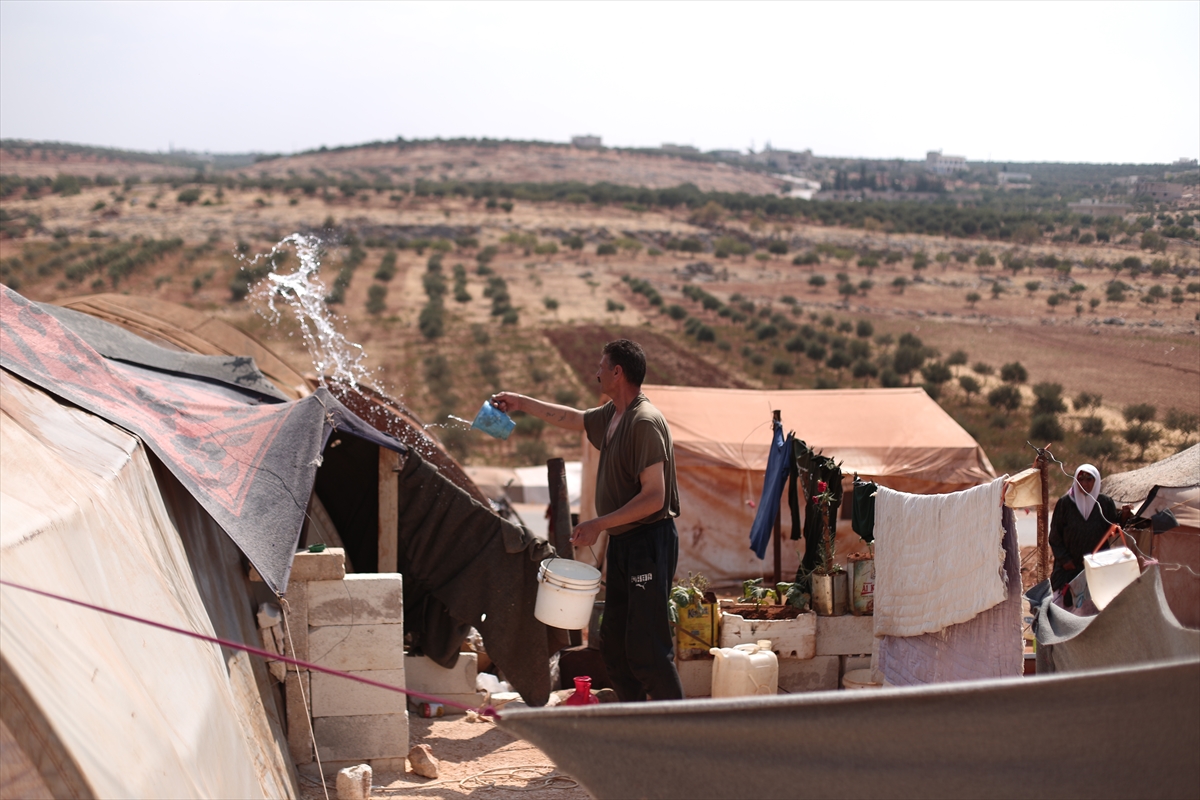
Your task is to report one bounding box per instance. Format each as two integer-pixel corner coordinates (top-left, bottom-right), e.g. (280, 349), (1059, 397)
(491, 339), (684, 701)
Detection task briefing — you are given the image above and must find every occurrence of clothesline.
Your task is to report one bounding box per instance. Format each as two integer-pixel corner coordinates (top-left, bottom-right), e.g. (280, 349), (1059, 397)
(0, 578), (500, 717)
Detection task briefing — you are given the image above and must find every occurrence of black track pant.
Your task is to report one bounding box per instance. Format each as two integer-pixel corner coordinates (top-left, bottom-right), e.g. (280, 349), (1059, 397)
(600, 518), (685, 701)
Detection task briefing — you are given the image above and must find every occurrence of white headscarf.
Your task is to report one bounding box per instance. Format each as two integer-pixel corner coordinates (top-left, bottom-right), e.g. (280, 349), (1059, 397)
(1069, 464), (1102, 520)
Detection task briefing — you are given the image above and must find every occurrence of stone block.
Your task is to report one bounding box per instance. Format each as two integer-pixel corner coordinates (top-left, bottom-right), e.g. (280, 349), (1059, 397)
(308, 574), (404, 627)
(675, 657), (713, 698)
(336, 764), (372, 800)
(285, 671), (312, 765)
(250, 548), (345, 583)
(311, 669), (407, 718)
(309, 624), (404, 671)
(720, 612), (816, 659)
(777, 655), (839, 693)
(815, 613), (874, 656)
(281, 580), (308, 663)
(314, 713), (408, 762)
(405, 653), (477, 696)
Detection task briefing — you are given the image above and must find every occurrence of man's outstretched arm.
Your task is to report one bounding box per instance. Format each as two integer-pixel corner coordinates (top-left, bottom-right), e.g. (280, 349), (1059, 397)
(490, 392), (585, 431)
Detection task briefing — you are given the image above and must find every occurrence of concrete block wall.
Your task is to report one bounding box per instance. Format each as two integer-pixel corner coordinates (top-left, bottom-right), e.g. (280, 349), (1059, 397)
(255, 550), (409, 767)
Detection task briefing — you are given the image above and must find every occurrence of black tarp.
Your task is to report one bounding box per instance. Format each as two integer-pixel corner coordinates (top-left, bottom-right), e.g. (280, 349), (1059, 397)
(0, 285), (403, 594)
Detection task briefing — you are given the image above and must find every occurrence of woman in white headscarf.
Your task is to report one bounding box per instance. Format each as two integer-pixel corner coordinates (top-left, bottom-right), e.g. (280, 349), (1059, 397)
(1048, 464), (1125, 593)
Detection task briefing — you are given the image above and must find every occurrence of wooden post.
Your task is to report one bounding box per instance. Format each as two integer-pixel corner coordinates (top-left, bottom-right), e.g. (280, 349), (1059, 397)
(547, 457), (581, 648)
(378, 446), (400, 573)
(773, 410), (782, 587)
(1035, 447), (1051, 584)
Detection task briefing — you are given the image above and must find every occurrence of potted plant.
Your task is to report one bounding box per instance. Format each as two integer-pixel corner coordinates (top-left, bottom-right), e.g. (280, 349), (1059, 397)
(810, 479), (848, 616)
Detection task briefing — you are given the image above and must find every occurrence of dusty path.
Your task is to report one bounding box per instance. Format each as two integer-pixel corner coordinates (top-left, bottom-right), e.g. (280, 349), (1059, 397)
(300, 714), (593, 800)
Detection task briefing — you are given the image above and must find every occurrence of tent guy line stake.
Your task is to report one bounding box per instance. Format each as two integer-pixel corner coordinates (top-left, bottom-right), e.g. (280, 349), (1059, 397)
(0, 578), (500, 718)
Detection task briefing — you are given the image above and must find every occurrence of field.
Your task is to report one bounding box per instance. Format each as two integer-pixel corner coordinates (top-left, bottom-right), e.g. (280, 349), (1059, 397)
(2, 155), (1198, 497)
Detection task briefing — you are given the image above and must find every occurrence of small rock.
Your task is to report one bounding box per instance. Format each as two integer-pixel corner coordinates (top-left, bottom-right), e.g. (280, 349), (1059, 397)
(336, 764), (372, 800)
(408, 744), (440, 779)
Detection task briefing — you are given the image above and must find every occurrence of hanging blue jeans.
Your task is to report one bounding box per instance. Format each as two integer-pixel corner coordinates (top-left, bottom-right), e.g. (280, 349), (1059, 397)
(749, 421), (791, 560)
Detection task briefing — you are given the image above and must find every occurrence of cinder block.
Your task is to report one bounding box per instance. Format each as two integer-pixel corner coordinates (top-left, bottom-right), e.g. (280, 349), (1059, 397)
(311, 669), (407, 718)
(778, 655), (839, 693)
(720, 612), (816, 659)
(285, 670), (313, 765)
(314, 713), (409, 762)
(308, 574), (403, 627)
(675, 657), (713, 698)
(405, 653), (477, 695)
(281, 580), (308, 663)
(308, 624), (405, 671)
(815, 613), (874, 656)
(250, 548), (346, 583)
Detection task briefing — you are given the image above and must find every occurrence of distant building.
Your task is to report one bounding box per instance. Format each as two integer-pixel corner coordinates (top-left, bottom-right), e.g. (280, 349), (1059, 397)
(1067, 199), (1132, 216)
(710, 149), (743, 161)
(747, 146), (813, 173)
(997, 172), (1032, 187)
(926, 150), (968, 175)
(662, 143), (699, 155)
(1135, 182), (1185, 202)
(1174, 157), (1198, 167)
(571, 135), (602, 149)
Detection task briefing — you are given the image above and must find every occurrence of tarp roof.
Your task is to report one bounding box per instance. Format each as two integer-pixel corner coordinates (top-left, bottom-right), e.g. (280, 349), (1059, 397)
(641, 385), (995, 491)
(1104, 443), (1200, 504)
(1, 286), (402, 594)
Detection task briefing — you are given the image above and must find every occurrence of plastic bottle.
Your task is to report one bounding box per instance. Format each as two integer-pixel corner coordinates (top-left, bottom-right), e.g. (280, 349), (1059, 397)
(565, 675), (599, 706)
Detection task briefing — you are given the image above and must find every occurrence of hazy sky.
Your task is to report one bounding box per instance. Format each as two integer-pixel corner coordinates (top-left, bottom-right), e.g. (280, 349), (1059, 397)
(2, 1), (1196, 164)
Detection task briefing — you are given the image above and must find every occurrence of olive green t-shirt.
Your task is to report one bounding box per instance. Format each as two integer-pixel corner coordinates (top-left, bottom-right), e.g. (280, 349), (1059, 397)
(583, 394), (680, 536)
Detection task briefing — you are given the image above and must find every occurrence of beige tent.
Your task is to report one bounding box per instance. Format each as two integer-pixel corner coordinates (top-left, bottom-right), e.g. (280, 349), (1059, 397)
(0, 371), (294, 798)
(581, 386), (995, 587)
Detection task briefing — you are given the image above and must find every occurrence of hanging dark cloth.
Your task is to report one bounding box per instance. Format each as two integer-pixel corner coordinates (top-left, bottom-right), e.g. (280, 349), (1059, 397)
(852, 479), (878, 544)
(393, 450), (556, 707)
(795, 453), (843, 588)
(787, 438), (813, 543)
(749, 420), (792, 560)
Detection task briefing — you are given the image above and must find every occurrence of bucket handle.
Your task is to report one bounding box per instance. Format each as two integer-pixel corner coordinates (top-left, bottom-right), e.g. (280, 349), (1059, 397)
(1092, 524), (1129, 555)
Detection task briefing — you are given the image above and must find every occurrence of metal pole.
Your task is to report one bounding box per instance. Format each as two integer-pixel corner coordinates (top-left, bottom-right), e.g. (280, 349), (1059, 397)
(1035, 447), (1051, 584)
(773, 410), (782, 587)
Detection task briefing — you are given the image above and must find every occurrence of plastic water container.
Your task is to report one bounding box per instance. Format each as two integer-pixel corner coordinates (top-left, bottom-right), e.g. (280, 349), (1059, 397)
(535, 558), (602, 629)
(471, 400), (516, 439)
(1083, 546), (1140, 610)
(708, 640), (779, 698)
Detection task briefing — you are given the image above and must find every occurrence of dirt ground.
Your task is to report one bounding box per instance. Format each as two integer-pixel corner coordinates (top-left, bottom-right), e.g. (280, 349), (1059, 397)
(298, 713), (593, 800)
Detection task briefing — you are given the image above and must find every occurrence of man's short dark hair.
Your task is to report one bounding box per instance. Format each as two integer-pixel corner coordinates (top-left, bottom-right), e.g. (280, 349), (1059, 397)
(603, 339), (647, 386)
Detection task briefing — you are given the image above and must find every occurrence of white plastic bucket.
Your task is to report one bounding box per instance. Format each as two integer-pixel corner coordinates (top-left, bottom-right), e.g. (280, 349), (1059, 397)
(535, 559), (601, 629)
(842, 668), (883, 690)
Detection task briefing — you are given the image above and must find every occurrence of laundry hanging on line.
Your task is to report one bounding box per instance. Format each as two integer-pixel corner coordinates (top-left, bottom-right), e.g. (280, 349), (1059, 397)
(872, 477), (1008, 639)
(748, 419), (792, 560)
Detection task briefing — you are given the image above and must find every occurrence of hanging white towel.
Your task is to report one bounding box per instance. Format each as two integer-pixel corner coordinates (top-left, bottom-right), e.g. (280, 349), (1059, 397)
(874, 477), (1007, 638)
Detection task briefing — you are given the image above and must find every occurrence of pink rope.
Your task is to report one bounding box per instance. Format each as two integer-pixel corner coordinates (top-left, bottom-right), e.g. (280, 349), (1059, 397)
(0, 578), (499, 718)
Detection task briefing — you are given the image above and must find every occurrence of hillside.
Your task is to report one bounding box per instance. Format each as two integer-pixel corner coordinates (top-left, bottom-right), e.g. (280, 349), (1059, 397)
(1, 173), (1197, 494)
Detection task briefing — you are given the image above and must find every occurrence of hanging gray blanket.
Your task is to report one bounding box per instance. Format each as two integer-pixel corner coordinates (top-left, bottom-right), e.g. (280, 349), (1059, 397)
(393, 450), (556, 706)
(1035, 565), (1200, 674)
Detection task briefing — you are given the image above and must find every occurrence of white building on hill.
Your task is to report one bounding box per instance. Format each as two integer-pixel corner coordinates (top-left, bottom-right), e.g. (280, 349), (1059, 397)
(926, 150), (968, 175)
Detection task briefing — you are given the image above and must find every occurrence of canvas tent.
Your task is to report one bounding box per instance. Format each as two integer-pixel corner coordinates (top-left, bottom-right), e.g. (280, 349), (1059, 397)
(581, 386), (995, 587)
(1103, 444), (1200, 628)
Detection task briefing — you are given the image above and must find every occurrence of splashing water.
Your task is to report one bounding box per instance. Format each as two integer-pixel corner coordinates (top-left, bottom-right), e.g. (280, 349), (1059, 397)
(247, 234), (372, 389)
